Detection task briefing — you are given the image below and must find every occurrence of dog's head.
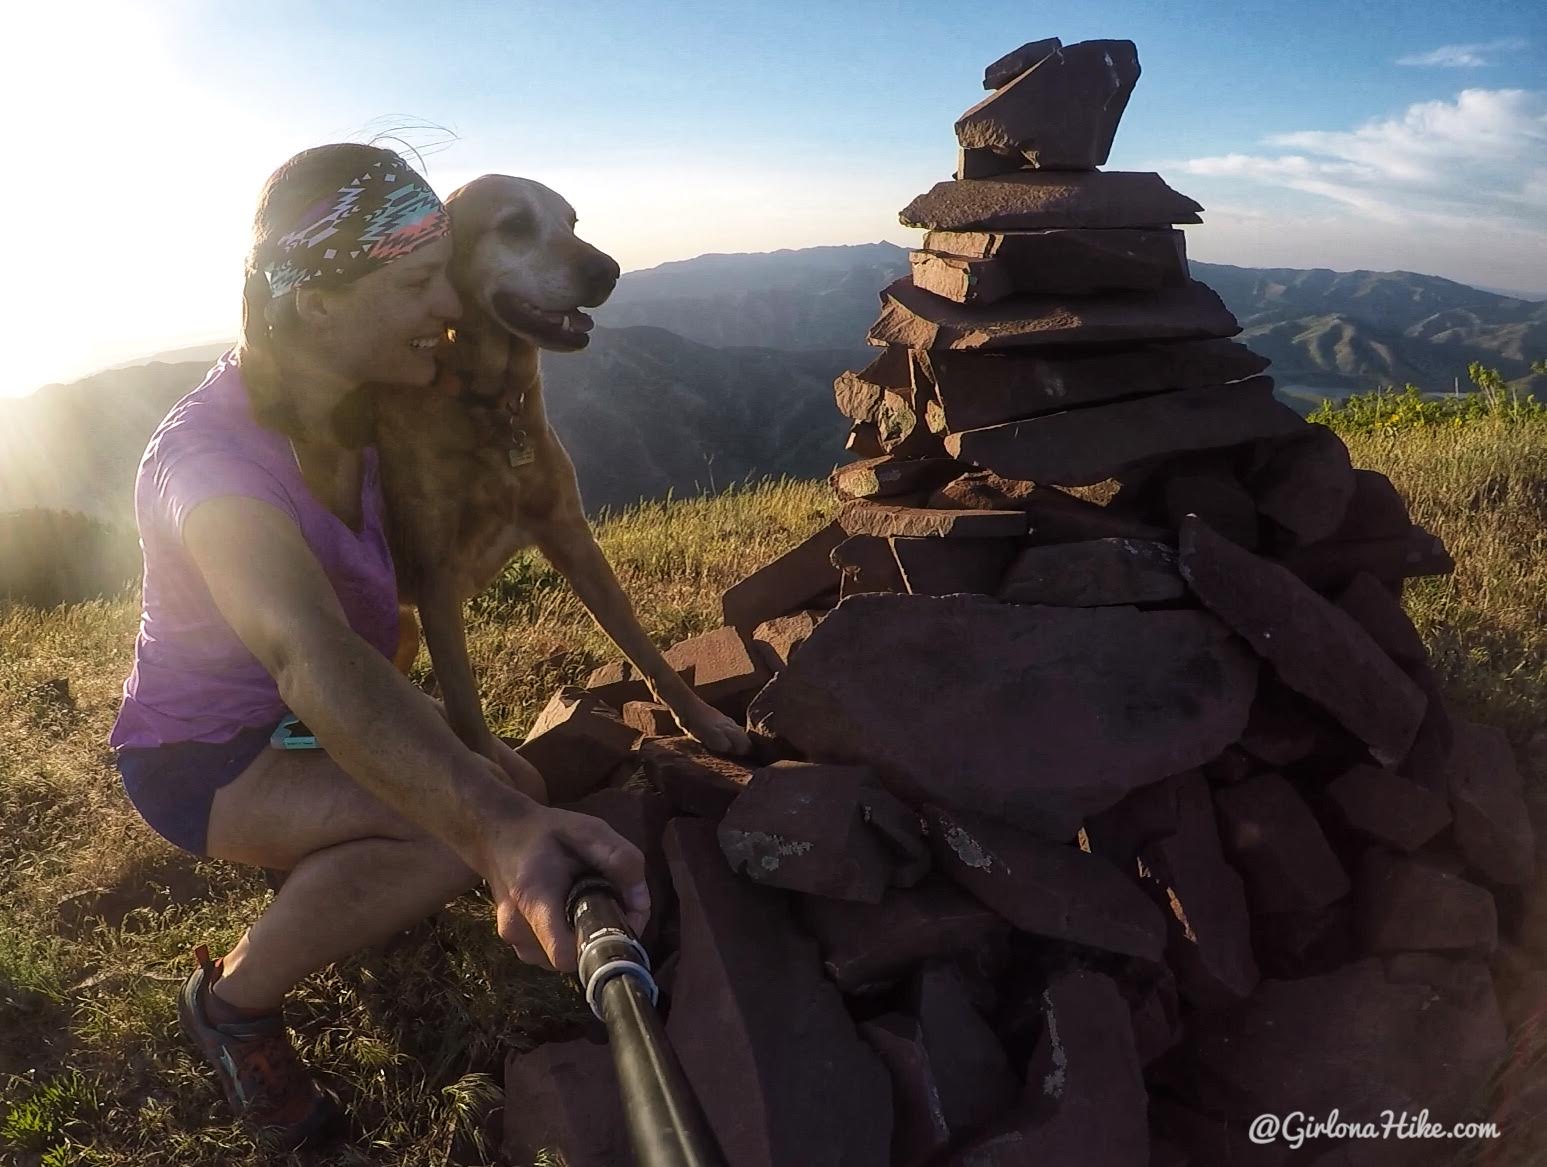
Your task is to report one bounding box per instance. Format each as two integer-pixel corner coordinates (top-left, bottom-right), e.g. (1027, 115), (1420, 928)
(443, 175), (619, 353)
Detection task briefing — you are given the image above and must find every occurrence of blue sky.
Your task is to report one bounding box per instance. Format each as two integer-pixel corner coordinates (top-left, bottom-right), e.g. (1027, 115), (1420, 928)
(5, 0), (1544, 395)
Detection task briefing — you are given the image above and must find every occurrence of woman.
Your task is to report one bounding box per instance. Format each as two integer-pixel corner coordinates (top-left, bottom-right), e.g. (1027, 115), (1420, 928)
(108, 144), (648, 1149)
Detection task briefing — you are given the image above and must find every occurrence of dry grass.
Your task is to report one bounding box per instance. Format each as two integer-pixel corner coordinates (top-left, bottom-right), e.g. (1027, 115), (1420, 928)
(2, 421), (1546, 1165)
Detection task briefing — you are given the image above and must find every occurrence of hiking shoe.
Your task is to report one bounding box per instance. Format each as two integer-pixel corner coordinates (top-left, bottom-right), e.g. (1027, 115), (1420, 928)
(177, 944), (342, 1150)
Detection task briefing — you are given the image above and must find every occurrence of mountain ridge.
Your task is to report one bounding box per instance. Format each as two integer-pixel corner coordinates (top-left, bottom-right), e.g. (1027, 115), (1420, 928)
(5, 246), (1541, 528)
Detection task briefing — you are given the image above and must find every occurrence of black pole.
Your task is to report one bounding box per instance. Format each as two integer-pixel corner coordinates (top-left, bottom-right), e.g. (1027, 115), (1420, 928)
(565, 875), (727, 1167)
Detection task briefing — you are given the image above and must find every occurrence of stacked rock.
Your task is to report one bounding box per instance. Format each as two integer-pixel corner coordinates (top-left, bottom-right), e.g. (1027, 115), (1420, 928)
(503, 38), (1536, 1167)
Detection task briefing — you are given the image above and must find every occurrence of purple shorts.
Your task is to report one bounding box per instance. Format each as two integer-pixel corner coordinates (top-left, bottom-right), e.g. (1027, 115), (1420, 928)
(115, 720), (279, 856)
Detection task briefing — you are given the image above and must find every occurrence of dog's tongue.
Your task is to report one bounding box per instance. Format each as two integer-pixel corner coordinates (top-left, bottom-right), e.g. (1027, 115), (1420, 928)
(564, 310), (595, 333)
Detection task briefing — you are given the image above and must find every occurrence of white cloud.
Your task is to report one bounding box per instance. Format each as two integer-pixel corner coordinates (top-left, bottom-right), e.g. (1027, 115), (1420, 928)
(1396, 38), (1528, 67)
(1176, 88), (1547, 229)
(1170, 88), (1547, 293)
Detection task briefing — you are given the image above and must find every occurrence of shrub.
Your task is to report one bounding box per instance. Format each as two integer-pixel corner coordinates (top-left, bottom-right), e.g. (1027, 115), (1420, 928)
(1309, 364), (1547, 435)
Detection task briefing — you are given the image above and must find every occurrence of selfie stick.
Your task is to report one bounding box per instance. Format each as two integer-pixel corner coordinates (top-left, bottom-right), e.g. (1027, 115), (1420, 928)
(564, 875), (727, 1167)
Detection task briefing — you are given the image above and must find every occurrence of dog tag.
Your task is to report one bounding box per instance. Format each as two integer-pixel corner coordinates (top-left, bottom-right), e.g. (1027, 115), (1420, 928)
(508, 430), (535, 468)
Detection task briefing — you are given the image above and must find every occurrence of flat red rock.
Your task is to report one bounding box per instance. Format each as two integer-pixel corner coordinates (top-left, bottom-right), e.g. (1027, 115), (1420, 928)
(900, 170), (1203, 231)
(503, 1038), (630, 1167)
(944, 378), (1302, 487)
(839, 501), (1029, 539)
(1356, 850), (1496, 957)
(640, 736), (757, 820)
(797, 876), (1006, 993)
(1325, 763), (1451, 853)
(1334, 571), (1427, 669)
(1179, 516), (1427, 766)
(998, 538), (1183, 606)
(908, 962), (1020, 1139)
(621, 700), (678, 738)
(955, 39), (1141, 170)
(868, 278), (1239, 351)
(917, 228), (1187, 301)
(517, 687), (641, 804)
(664, 819), (893, 1166)
(924, 803), (1166, 959)
(917, 339), (1269, 431)
(1248, 425), (1356, 543)
(1137, 772), (1260, 1007)
(831, 455), (962, 501)
(890, 536), (1019, 596)
(1271, 525), (1455, 593)
(832, 534), (907, 599)
(717, 761), (894, 903)
(721, 521), (845, 632)
(1447, 720), (1535, 885)
(663, 626), (771, 710)
(750, 610), (824, 673)
(857, 1014), (953, 1166)
(928, 475), (1173, 545)
(1186, 959), (1506, 1140)
(982, 37), (1063, 89)
(960, 969), (1148, 1166)
(748, 594), (1257, 838)
(1213, 773), (1351, 914)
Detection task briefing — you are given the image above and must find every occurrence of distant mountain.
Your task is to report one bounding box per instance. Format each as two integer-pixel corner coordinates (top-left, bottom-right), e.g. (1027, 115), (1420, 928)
(1189, 262), (1547, 395)
(100, 341), (233, 372)
(537, 327), (856, 515)
(595, 243), (1546, 398)
(598, 243), (911, 352)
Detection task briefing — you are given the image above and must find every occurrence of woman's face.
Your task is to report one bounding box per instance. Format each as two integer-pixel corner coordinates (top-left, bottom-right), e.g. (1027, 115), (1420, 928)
(298, 236), (461, 387)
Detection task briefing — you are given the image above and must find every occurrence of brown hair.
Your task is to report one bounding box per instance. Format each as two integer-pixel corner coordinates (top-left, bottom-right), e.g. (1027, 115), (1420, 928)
(237, 143), (410, 442)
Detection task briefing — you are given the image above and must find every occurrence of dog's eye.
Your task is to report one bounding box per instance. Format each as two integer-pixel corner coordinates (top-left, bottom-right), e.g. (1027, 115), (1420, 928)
(499, 213), (534, 239)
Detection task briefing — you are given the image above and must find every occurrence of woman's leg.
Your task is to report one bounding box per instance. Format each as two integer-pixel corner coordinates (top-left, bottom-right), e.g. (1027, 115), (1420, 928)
(202, 746), (475, 1009)
(201, 696), (543, 1011)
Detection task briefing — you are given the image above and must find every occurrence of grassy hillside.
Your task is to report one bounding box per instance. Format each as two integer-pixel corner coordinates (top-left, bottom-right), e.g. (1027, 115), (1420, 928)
(2, 416), (1545, 1163)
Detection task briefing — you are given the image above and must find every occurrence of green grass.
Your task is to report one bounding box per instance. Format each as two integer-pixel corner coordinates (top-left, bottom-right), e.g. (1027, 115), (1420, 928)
(2, 426), (1545, 1164)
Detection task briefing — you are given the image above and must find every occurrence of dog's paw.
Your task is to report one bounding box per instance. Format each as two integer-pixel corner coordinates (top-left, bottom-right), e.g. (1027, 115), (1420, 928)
(683, 708), (752, 757)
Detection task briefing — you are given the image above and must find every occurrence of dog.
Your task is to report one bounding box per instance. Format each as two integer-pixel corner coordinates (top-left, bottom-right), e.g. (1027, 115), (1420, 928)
(369, 174), (752, 770)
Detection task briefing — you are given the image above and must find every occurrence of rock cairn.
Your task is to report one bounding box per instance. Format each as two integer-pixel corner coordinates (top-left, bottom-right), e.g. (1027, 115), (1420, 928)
(503, 38), (1535, 1167)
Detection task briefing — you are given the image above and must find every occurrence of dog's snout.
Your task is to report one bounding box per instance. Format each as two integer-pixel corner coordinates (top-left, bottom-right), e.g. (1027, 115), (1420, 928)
(582, 251), (621, 306)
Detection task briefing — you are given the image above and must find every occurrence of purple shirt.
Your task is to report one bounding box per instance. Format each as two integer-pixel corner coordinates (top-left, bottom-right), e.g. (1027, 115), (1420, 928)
(109, 350), (400, 750)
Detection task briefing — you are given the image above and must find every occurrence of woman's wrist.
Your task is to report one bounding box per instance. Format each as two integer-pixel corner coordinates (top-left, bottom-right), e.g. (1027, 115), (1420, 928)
(455, 767), (543, 879)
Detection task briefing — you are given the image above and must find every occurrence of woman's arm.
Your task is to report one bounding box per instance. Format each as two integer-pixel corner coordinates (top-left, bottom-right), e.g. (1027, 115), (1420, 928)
(181, 495), (647, 969)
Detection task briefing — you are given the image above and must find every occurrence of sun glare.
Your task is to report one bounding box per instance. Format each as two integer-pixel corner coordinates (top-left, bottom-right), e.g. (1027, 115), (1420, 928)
(4, 3), (288, 398)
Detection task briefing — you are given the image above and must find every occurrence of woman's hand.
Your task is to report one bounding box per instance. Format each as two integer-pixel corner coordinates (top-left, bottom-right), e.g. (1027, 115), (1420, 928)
(476, 803), (651, 973)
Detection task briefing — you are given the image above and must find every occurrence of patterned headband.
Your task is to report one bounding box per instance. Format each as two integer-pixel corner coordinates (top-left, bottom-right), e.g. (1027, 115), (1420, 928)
(263, 156), (451, 297)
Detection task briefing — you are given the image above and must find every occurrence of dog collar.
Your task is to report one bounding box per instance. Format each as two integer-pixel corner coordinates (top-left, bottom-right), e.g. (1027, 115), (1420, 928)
(433, 362), (535, 467)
